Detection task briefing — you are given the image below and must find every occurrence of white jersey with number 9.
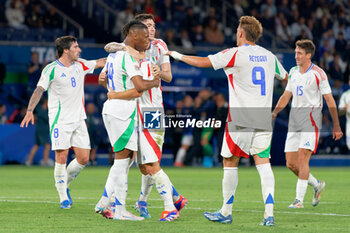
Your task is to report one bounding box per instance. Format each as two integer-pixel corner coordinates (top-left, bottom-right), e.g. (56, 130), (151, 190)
(208, 44), (287, 130)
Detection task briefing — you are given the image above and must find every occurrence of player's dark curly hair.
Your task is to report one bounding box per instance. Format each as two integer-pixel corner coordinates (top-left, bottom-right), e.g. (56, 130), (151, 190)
(55, 36), (77, 58)
(296, 40), (315, 57)
(122, 20), (148, 38)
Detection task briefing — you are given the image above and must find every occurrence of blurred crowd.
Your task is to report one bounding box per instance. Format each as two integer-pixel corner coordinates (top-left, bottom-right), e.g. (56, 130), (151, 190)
(0, 0), (62, 29)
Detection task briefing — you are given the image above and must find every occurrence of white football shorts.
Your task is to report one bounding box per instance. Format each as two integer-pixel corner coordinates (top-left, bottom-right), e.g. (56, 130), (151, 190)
(50, 120), (90, 150)
(221, 122), (272, 158)
(103, 113), (137, 152)
(136, 128), (164, 164)
(284, 131), (319, 153)
(181, 134), (193, 146)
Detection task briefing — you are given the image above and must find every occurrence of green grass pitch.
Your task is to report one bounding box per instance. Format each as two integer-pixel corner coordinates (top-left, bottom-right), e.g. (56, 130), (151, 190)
(0, 166), (349, 232)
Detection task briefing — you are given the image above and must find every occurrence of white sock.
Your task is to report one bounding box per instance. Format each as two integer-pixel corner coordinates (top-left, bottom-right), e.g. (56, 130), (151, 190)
(308, 173), (319, 189)
(99, 159), (119, 207)
(153, 169), (176, 211)
(220, 167), (238, 216)
(175, 147), (186, 163)
(54, 162), (68, 203)
(66, 158), (85, 187)
(256, 163), (275, 219)
(138, 174), (154, 202)
(114, 158), (130, 213)
(296, 179), (308, 203)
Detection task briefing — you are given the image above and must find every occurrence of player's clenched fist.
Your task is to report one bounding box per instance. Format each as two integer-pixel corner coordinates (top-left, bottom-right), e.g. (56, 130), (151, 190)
(151, 64), (160, 77)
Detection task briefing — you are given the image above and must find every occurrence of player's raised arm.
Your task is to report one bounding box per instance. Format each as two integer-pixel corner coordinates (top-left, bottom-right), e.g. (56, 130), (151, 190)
(104, 42), (145, 61)
(104, 42), (126, 53)
(323, 93), (343, 140)
(20, 86), (45, 127)
(167, 51), (213, 68)
(95, 57), (107, 69)
(272, 90), (292, 119)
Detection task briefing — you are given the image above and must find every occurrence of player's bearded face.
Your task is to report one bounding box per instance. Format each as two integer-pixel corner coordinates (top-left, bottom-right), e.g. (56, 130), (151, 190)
(68, 42), (81, 61)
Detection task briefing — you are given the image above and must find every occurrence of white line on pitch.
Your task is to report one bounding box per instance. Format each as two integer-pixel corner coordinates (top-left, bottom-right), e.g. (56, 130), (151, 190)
(1, 199), (349, 217)
(0, 196), (343, 205)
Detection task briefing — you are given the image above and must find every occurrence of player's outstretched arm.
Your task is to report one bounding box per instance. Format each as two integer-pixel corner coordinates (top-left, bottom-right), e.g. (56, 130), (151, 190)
(107, 89), (142, 100)
(132, 75), (160, 92)
(104, 42), (144, 61)
(104, 42), (126, 53)
(323, 93), (343, 140)
(166, 51), (213, 68)
(20, 86), (45, 127)
(272, 90), (292, 119)
(95, 58), (107, 69)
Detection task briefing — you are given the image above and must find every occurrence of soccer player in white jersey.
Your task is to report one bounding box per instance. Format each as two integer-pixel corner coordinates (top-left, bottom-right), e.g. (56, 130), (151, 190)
(272, 40), (343, 209)
(167, 16), (288, 226)
(95, 20), (161, 221)
(20, 36), (106, 209)
(102, 14), (188, 221)
(339, 81), (350, 150)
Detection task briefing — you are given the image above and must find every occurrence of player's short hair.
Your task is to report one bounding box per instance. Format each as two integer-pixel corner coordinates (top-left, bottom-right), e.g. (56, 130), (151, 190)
(238, 16), (263, 43)
(296, 39), (315, 57)
(134, 14), (154, 22)
(55, 36), (77, 58)
(122, 20), (148, 37)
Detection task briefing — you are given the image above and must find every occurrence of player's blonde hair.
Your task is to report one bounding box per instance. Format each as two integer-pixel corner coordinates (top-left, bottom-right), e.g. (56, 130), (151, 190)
(238, 16), (263, 43)
(296, 39), (315, 57)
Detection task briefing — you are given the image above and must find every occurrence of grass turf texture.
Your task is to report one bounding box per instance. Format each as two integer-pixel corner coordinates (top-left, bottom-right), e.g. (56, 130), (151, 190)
(0, 166), (349, 233)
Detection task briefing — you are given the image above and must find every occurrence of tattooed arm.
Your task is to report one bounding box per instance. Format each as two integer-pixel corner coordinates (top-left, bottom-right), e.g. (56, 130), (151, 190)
(20, 86), (45, 127)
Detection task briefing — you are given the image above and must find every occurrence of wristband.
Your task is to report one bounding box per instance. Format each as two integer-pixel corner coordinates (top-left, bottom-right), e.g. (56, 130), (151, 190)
(170, 51), (184, 61)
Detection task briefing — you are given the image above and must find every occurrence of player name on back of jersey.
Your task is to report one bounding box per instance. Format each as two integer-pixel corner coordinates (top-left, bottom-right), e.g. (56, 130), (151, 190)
(249, 55), (267, 62)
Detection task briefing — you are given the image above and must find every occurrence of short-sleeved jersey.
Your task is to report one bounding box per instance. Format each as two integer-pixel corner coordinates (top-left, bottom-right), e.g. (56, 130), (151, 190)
(146, 38), (170, 66)
(285, 64), (331, 131)
(141, 38), (170, 108)
(138, 59), (160, 107)
(286, 64), (331, 108)
(339, 89), (350, 121)
(102, 51), (143, 120)
(37, 58), (96, 126)
(208, 44), (287, 130)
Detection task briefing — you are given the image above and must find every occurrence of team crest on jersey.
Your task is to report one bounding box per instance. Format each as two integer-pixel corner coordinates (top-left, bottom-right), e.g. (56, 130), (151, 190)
(143, 109), (162, 129)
